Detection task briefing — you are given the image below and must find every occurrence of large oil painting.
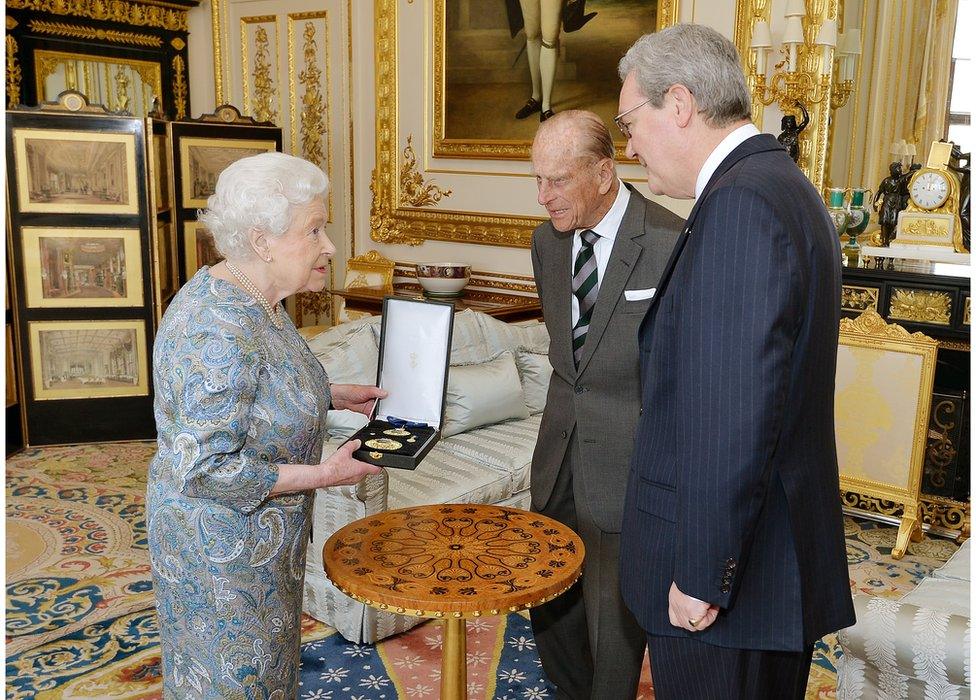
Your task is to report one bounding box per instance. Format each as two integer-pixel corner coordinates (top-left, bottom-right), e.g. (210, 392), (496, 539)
(178, 137), (278, 208)
(21, 227), (144, 308)
(437, 0), (669, 159)
(13, 129), (139, 214)
(29, 320), (149, 401)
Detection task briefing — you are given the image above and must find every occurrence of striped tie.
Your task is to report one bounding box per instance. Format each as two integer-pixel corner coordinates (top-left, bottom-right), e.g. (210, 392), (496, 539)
(572, 229), (600, 366)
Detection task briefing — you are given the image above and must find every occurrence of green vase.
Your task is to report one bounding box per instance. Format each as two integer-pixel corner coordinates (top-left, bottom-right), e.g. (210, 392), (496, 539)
(826, 187), (850, 240)
(846, 187), (872, 235)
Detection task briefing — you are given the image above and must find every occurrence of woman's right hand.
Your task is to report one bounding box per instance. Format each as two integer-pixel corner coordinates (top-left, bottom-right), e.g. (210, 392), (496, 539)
(318, 440), (383, 487)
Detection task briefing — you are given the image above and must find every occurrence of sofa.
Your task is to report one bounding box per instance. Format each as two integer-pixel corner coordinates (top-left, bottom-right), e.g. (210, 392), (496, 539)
(836, 538), (971, 697)
(301, 310), (553, 643)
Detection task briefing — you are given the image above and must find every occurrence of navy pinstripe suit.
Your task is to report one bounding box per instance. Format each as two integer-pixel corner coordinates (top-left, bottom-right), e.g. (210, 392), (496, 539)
(621, 134), (855, 694)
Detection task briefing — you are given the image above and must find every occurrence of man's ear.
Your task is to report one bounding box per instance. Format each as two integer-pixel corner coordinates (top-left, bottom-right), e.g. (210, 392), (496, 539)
(248, 227), (272, 262)
(669, 84), (696, 128)
(598, 158), (615, 194)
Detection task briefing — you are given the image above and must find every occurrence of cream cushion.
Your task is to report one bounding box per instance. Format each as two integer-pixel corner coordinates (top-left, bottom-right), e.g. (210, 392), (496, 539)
(311, 324), (378, 438)
(442, 350), (529, 438)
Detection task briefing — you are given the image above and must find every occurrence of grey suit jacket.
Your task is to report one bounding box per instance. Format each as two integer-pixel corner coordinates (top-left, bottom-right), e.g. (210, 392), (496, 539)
(530, 183), (682, 532)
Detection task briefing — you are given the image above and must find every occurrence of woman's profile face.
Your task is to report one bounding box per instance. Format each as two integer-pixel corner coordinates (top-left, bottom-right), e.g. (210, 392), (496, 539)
(267, 197), (335, 296)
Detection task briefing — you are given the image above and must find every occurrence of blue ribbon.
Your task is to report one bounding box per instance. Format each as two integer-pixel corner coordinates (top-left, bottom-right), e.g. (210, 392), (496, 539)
(387, 416), (428, 428)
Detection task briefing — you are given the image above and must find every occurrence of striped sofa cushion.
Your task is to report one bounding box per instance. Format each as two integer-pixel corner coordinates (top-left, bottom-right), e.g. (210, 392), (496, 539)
(387, 416), (540, 509)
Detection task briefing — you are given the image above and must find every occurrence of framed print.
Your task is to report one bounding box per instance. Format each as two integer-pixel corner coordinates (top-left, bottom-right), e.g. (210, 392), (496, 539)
(435, 0), (676, 160)
(12, 128), (139, 215)
(28, 320), (150, 401)
(183, 221), (222, 277)
(21, 228), (144, 308)
(178, 137), (278, 208)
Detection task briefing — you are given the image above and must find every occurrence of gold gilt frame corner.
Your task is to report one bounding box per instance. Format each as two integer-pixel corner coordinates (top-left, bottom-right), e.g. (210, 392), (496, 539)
(371, 0), (678, 248)
(836, 309), (938, 559)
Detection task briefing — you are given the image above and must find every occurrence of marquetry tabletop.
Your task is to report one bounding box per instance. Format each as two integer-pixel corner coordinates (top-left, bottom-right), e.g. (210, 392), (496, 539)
(323, 504), (585, 619)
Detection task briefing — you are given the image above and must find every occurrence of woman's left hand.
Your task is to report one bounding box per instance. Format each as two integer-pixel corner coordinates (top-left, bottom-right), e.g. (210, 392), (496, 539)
(330, 384), (388, 417)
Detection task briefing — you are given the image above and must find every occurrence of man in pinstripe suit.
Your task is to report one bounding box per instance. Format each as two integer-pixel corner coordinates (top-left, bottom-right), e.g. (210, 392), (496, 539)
(614, 25), (855, 698)
(528, 110), (682, 699)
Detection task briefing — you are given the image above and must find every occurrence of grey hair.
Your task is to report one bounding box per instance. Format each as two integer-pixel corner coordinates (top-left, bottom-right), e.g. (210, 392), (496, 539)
(618, 24), (752, 128)
(197, 151), (329, 261)
(534, 109), (615, 164)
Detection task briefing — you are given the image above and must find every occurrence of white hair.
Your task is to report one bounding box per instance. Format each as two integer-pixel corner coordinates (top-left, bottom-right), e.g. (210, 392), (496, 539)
(197, 151), (329, 261)
(619, 24), (752, 128)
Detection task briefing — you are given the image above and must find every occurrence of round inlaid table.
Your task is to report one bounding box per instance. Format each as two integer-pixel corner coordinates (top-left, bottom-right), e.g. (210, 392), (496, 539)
(323, 504), (585, 700)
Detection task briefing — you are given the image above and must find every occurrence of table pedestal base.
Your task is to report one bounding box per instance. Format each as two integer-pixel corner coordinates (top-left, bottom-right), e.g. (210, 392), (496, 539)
(441, 617), (467, 700)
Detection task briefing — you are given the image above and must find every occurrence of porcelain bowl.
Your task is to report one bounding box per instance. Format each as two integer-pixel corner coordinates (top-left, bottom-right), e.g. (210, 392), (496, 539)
(415, 263), (471, 297)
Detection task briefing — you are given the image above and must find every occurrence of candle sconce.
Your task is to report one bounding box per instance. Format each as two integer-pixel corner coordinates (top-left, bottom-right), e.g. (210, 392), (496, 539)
(749, 0), (860, 115)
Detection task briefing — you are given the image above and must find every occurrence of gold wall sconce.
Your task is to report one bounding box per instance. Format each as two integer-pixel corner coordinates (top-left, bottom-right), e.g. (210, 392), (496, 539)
(748, 0), (861, 115)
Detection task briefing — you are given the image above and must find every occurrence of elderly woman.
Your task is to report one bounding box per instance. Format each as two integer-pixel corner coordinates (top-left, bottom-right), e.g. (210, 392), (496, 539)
(147, 151), (383, 698)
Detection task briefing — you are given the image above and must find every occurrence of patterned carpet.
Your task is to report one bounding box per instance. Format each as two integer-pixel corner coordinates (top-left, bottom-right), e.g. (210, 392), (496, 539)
(5, 443), (962, 699)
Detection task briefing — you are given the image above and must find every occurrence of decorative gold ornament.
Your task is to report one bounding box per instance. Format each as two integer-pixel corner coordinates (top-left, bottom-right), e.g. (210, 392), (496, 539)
(298, 21), (325, 166)
(172, 54), (186, 118)
(7, 0), (189, 31)
(114, 65), (130, 112)
(843, 491), (970, 542)
(839, 308), (934, 340)
(364, 438), (402, 451)
(6, 35), (21, 108)
(888, 289), (952, 326)
(399, 135), (452, 208)
(252, 26), (278, 124)
(28, 20), (162, 46)
(7, 16), (18, 29)
(840, 285), (879, 312)
(964, 297), (970, 326)
(384, 427), (410, 437)
(170, 37), (185, 50)
(369, 451), (383, 460)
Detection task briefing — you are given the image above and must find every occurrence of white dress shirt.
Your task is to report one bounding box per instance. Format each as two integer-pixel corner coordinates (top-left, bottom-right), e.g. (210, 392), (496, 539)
(571, 180), (631, 326)
(694, 123), (761, 200)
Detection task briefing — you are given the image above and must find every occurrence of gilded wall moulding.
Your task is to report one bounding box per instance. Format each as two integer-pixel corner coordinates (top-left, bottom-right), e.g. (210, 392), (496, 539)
(887, 289), (952, 326)
(6, 36), (22, 108)
(241, 16), (279, 126)
(400, 135), (452, 207)
(7, 0), (189, 32)
(28, 20), (163, 46)
(172, 54), (187, 118)
(297, 20), (325, 167)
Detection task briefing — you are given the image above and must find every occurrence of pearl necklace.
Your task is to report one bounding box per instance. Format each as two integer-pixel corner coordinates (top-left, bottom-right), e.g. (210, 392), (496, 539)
(225, 261), (284, 329)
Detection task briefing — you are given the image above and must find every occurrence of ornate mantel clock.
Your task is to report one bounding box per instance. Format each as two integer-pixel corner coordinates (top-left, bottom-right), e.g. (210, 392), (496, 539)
(893, 141), (967, 252)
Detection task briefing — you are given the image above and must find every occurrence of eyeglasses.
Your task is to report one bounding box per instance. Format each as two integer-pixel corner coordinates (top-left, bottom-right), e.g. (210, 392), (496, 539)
(613, 99), (651, 140)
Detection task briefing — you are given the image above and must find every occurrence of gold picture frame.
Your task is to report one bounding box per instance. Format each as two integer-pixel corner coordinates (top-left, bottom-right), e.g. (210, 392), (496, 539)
(28, 320), (150, 401)
(21, 227), (144, 308)
(433, 0), (677, 161)
(12, 128), (139, 215)
(152, 133), (171, 211)
(183, 220), (222, 278)
(371, 0), (679, 248)
(6, 324), (18, 408)
(835, 310), (939, 559)
(178, 136), (278, 208)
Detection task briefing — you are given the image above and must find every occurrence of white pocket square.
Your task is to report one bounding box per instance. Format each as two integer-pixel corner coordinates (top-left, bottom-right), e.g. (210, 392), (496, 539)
(625, 288), (656, 301)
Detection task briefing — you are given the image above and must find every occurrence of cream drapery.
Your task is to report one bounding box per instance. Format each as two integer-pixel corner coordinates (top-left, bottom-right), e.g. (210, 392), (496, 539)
(845, 0), (958, 193)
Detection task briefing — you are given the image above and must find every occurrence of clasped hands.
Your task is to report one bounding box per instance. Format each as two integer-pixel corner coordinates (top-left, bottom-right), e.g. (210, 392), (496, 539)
(669, 581), (719, 633)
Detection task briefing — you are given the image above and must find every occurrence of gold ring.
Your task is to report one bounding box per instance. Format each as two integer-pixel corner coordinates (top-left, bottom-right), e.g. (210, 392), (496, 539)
(688, 617), (700, 628)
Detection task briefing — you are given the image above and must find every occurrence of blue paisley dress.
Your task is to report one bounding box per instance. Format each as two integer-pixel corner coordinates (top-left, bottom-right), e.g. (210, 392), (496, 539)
(147, 267), (330, 699)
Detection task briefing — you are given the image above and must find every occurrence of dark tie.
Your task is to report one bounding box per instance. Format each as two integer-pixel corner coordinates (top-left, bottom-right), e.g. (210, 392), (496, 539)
(572, 229), (600, 366)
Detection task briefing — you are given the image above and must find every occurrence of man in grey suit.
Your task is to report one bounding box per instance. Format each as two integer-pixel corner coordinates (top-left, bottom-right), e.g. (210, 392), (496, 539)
(528, 110), (682, 699)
